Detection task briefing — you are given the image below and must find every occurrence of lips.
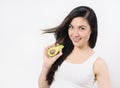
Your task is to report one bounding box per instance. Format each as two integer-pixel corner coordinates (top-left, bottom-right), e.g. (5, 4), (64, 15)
(72, 38), (82, 43)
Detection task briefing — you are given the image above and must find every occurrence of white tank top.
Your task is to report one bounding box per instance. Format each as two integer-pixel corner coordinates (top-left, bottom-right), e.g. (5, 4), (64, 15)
(50, 53), (98, 88)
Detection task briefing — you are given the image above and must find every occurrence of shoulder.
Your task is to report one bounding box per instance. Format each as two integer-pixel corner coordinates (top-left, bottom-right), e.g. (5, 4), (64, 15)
(93, 57), (111, 88)
(94, 57), (107, 67)
(93, 57), (109, 75)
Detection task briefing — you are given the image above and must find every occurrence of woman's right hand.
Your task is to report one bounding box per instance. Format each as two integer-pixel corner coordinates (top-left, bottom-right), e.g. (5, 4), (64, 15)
(42, 45), (63, 70)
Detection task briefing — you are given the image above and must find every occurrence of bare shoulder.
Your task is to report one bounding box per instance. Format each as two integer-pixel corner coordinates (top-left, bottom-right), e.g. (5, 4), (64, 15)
(93, 57), (111, 88)
(94, 57), (109, 75)
(95, 57), (107, 66)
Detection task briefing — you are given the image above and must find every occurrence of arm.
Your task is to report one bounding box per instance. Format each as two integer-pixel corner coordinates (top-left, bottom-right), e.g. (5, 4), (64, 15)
(94, 57), (111, 88)
(38, 46), (63, 88)
(39, 67), (50, 88)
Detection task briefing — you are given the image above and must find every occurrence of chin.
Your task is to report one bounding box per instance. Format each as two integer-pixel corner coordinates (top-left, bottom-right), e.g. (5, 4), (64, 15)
(73, 43), (82, 47)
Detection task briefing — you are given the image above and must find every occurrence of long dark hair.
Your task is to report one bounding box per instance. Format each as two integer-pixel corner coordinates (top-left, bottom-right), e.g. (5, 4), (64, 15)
(43, 6), (98, 85)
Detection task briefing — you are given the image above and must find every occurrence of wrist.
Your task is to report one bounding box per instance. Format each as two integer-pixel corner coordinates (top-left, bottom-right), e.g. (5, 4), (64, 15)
(42, 64), (50, 72)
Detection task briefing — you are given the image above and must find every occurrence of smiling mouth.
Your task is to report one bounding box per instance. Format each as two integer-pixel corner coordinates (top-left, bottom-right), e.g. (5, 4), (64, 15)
(73, 38), (82, 42)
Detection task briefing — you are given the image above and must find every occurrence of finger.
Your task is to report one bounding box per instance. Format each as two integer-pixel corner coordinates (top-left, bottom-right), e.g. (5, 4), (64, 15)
(44, 47), (48, 55)
(52, 51), (63, 61)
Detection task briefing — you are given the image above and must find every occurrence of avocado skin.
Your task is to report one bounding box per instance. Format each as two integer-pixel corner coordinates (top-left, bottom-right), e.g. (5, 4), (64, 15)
(47, 44), (64, 57)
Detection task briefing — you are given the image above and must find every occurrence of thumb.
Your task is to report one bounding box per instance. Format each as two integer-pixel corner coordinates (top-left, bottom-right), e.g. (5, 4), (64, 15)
(52, 51), (63, 62)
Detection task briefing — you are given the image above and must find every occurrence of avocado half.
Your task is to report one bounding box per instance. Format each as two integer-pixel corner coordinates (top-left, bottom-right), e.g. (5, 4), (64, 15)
(47, 44), (64, 57)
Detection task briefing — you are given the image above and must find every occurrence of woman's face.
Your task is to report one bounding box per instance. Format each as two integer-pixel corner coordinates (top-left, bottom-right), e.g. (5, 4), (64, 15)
(68, 17), (91, 48)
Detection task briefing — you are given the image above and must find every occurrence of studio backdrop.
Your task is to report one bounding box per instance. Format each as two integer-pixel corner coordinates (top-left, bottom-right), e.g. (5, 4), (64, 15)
(0, 0), (120, 88)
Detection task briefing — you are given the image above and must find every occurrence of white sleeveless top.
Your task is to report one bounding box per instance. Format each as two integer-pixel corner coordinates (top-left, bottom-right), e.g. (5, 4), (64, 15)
(50, 53), (98, 88)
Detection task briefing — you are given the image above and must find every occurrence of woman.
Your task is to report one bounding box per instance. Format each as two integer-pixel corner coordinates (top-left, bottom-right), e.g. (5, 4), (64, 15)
(39, 6), (111, 88)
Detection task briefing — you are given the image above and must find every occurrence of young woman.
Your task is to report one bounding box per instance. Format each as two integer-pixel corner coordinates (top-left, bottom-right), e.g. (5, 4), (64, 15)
(39, 6), (111, 88)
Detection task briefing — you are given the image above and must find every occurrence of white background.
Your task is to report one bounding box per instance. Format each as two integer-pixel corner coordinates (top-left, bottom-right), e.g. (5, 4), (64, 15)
(0, 0), (120, 88)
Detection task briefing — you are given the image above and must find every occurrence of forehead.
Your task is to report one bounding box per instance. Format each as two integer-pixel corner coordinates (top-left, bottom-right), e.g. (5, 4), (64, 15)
(70, 17), (89, 26)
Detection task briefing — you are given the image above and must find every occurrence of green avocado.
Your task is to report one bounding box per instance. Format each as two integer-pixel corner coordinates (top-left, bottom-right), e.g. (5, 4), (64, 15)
(47, 44), (64, 57)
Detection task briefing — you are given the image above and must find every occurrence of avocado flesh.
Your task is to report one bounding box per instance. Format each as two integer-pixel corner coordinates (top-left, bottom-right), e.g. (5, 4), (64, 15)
(47, 45), (64, 57)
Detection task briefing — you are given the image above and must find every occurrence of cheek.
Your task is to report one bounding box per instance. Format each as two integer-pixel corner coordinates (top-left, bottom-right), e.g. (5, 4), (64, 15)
(82, 31), (91, 39)
(68, 30), (72, 37)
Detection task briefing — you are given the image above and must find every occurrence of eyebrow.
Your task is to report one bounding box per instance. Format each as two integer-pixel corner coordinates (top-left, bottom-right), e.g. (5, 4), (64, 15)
(69, 24), (87, 28)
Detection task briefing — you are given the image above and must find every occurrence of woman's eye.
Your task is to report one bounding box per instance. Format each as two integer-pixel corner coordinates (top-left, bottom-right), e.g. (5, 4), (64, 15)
(80, 27), (85, 30)
(68, 25), (73, 29)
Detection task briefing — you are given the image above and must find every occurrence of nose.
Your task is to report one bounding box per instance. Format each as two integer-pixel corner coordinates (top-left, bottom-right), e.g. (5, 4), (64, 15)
(73, 29), (79, 37)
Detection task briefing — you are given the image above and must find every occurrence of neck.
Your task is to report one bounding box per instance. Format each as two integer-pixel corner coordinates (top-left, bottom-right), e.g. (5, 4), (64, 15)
(73, 45), (93, 55)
